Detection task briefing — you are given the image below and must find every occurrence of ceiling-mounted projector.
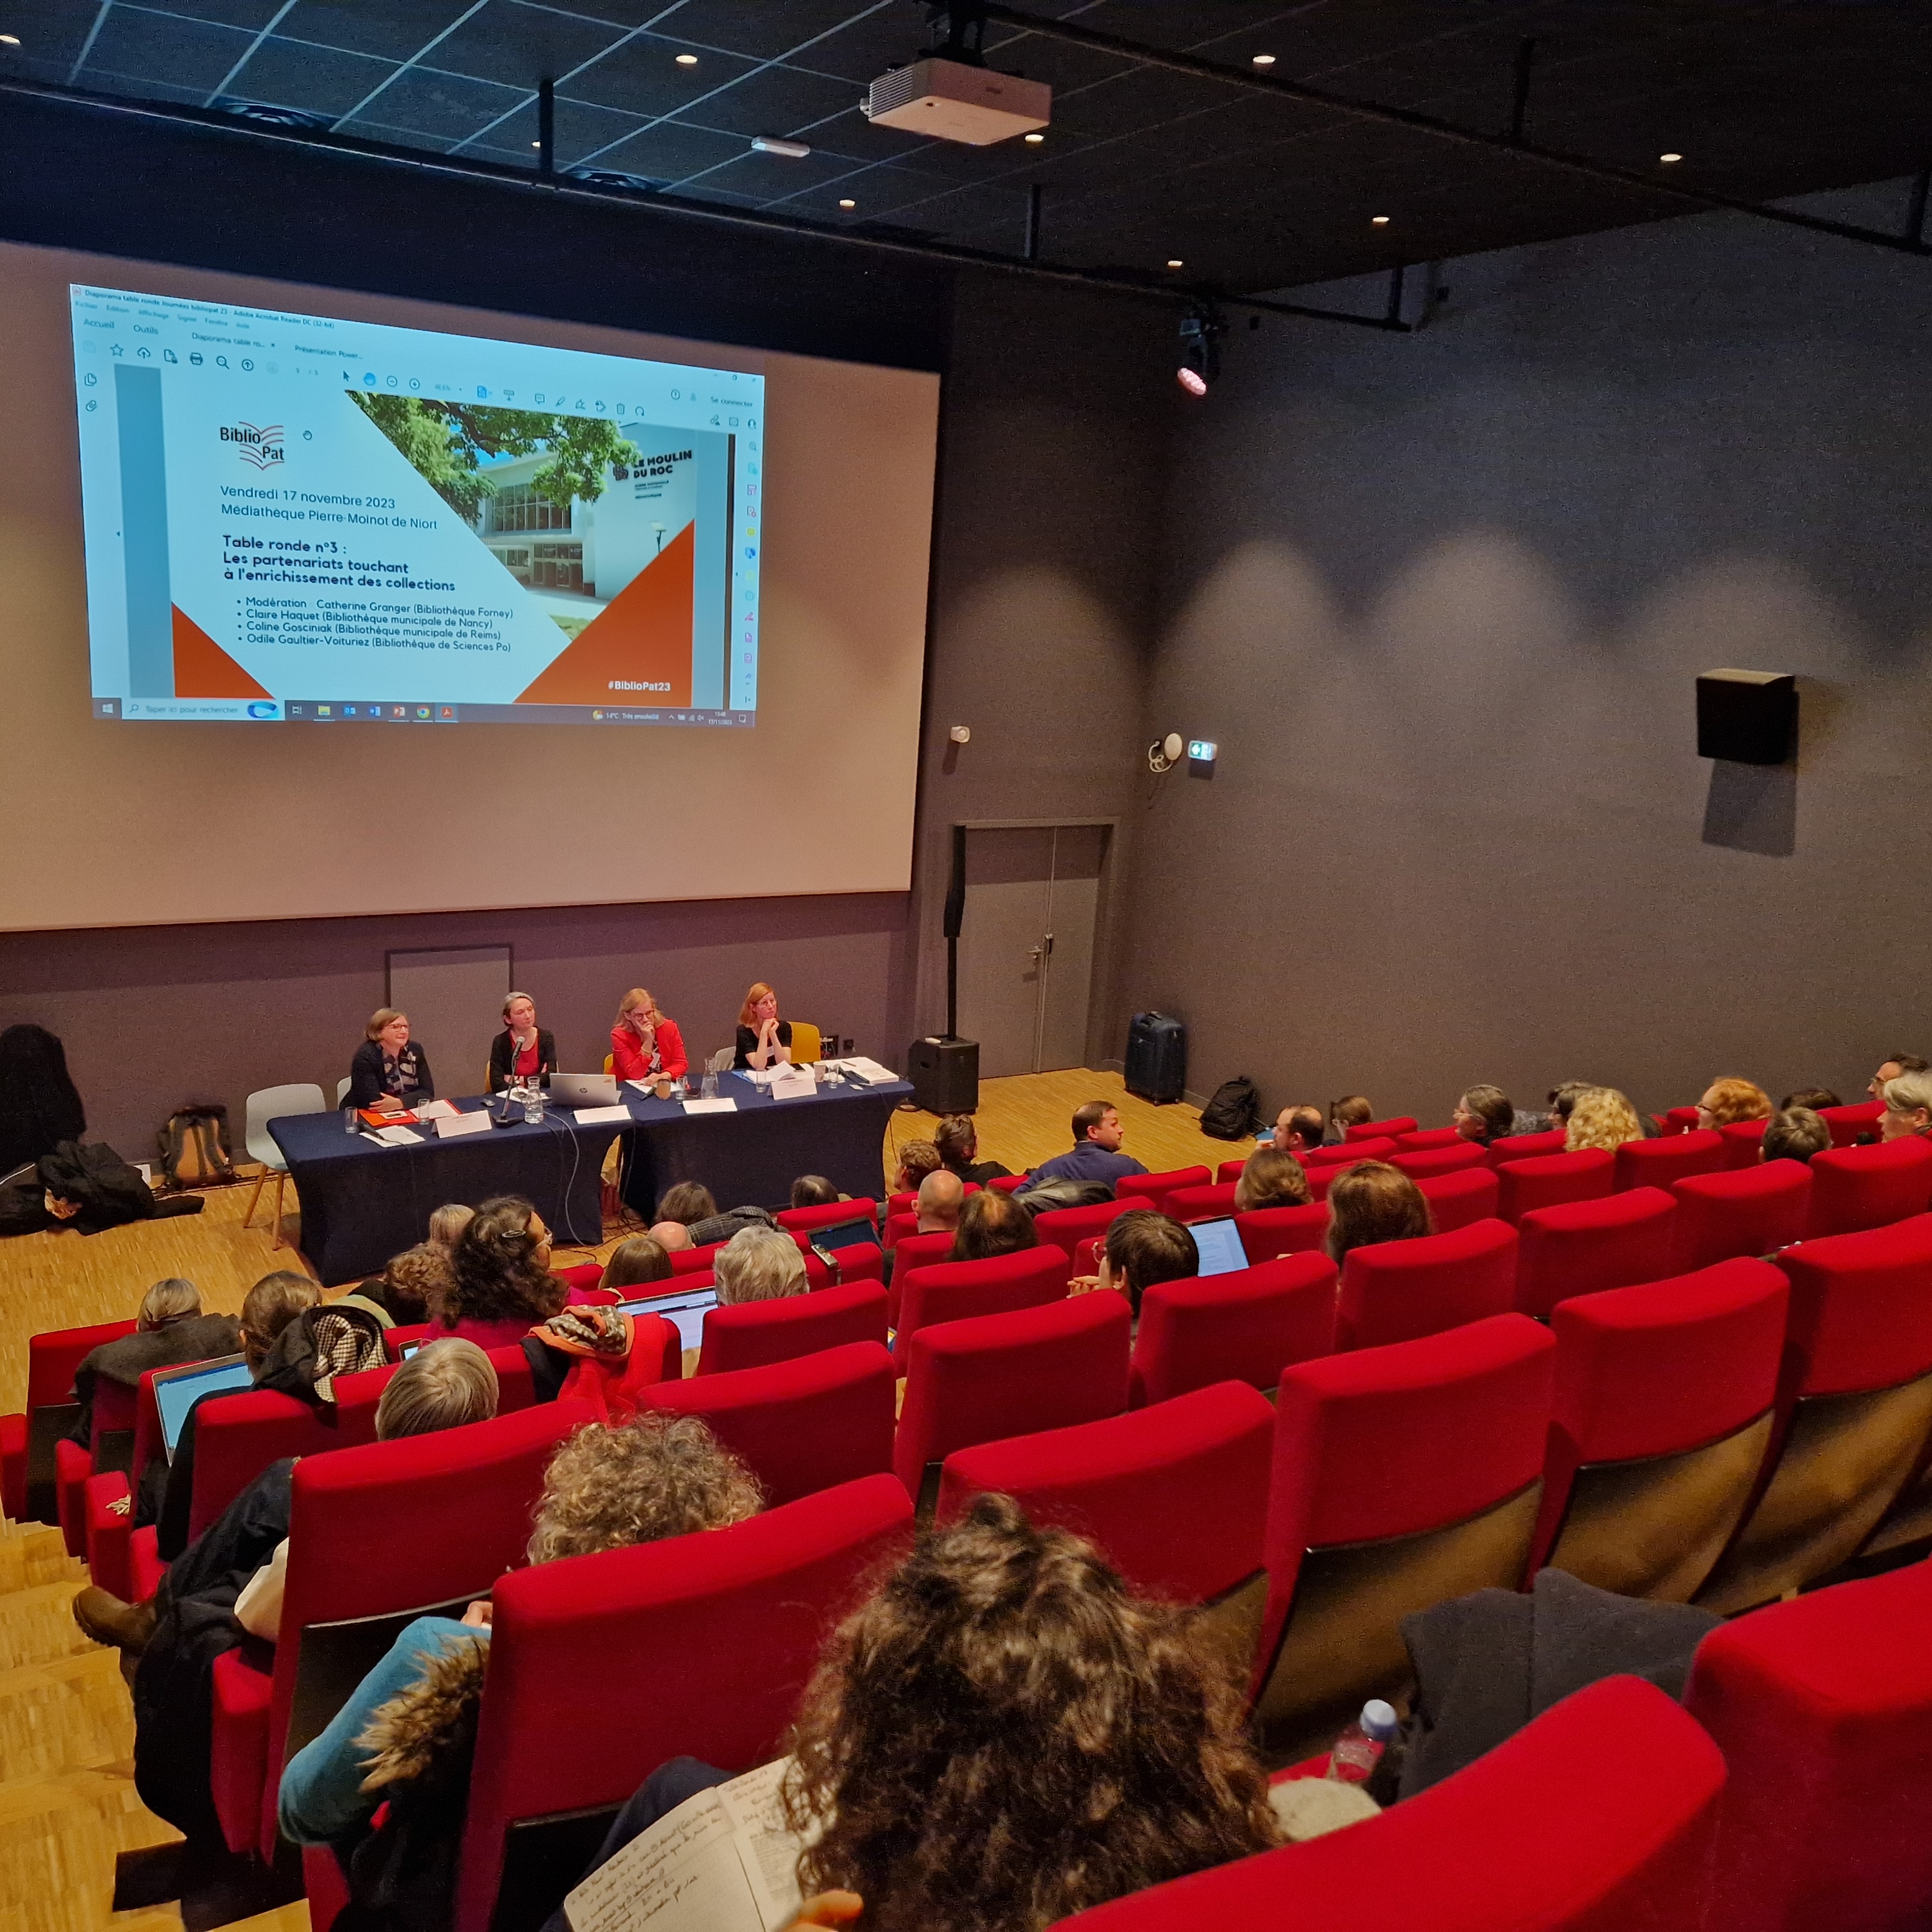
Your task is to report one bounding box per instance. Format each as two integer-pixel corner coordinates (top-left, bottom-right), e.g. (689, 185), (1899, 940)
(865, 57), (1051, 145)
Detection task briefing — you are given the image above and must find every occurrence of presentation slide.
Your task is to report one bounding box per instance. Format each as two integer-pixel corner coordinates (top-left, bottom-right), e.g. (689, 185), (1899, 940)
(71, 284), (763, 727)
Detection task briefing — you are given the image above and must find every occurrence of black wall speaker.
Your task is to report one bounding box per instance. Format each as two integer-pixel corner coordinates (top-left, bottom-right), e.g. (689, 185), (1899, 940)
(1696, 670), (1797, 766)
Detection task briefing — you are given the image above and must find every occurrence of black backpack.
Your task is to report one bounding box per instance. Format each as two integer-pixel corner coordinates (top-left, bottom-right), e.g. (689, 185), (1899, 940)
(1200, 1076), (1262, 1142)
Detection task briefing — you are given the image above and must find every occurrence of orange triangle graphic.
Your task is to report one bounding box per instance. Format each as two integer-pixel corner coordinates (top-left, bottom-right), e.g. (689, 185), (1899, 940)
(172, 605), (272, 699)
(516, 522), (694, 707)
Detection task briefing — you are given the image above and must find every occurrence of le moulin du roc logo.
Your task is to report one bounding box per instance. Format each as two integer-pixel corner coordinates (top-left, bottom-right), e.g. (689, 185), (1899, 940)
(220, 420), (285, 469)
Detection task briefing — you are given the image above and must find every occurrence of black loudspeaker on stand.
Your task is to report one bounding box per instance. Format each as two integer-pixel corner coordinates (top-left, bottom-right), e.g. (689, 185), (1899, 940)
(907, 824), (980, 1114)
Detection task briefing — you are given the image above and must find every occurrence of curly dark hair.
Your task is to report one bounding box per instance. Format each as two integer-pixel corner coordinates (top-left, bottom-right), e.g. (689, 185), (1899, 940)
(783, 1493), (1275, 1932)
(443, 1196), (565, 1327)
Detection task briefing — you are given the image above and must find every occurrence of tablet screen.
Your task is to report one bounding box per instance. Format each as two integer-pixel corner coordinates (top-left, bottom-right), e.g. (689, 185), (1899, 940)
(619, 1286), (718, 1351)
(1189, 1218), (1249, 1277)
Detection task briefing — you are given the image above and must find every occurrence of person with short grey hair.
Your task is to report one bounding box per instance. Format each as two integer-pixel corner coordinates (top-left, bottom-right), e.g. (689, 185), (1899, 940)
(1880, 1071), (1932, 1142)
(713, 1224), (808, 1305)
(137, 1278), (203, 1328)
(1762, 1106), (1831, 1166)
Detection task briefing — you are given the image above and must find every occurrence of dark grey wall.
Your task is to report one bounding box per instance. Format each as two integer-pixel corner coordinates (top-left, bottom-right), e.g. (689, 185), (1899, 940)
(1120, 183), (1932, 1126)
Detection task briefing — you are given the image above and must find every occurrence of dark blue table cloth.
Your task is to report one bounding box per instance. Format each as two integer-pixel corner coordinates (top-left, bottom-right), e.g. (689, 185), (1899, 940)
(271, 1072), (912, 1284)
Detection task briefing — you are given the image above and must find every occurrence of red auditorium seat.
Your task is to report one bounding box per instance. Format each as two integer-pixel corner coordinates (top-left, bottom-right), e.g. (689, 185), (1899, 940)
(938, 1382), (1273, 1630)
(695, 1278), (888, 1376)
(987, 1174), (1027, 1193)
(1698, 1213), (1932, 1612)
(1216, 1158), (1248, 1184)
(1512, 1187), (1677, 1320)
(1803, 1136), (1932, 1238)
(1033, 1197), (1133, 1259)
(216, 1401), (591, 1863)
(1115, 1165), (1210, 1209)
(1059, 1676), (1724, 1932)
(1129, 1254), (1339, 1407)
(889, 1186), (983, 1218)
(1488, 1127), (1566, 1167)
(382, 1324), (429, 1362)
(1415, 1166), (1499, 1232)
(1496, 1149), (1614, 1224)
(59, 1365), (164, 1557)
(452, 1475), (913, 1932)
(642, 1342), (895, 1505)
(891, 1246), (1071, 1366)
(2, 1317), (138, 1524)
(1249, 1313), (1556, 1760)
(1662, 1105), (1705, 1135)
(1670, 1162), (1811, 1271)
(1394, 1127), (1464, 1153)
(893, 1292), (1131, 1505)
(670, 1238), (730, 1276)
(1235, 1202), (1330, 1263)
(1614, 1128), (1724, 1191)
(1306, 1136), (1395, 1167)
(1818, 1099), (1884, 1147)
(882, 1231), (952, 1321)
(1337, 1219), (1518, 1350)
(774, 1197), (878, 1235)
(1686, 1557), (1932, 1932)
(881, 1209), (916, 1248)
(1720, 1118), (1769, 1169)
(1162, 1181), (1238, 1221)
(1390, 1142), (1488, 1181)
(1530, 1259), (1788, 1599)
(1347, 1116), (1417, 1143)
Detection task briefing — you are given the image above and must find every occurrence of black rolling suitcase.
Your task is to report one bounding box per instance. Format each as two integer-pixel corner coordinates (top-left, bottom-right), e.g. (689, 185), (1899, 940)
(1124, 1011), (1187, 1104)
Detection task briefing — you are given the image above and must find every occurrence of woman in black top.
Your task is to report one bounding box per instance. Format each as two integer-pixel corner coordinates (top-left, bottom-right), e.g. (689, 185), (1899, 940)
(348, 1009), (434, 1113)
(934, 1114), (1012, 1184)
(734, 982), (792, 1071)
(488, 991), (555, 1093)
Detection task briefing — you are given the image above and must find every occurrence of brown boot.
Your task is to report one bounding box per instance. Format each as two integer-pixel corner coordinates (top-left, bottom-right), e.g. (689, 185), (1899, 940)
(72, 1584), (158, 1655)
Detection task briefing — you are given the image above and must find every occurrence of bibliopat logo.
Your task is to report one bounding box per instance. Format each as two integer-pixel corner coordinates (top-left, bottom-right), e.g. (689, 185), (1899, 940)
(220, 421), (285, 469)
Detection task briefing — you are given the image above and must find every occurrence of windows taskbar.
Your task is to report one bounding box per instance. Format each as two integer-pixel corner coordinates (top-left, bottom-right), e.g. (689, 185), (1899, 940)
(92, 698), (756, 726)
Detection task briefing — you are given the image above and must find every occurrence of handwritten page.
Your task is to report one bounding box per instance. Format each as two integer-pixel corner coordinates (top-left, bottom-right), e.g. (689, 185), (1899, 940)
(564, 1761), (801, 1932)
(371, 1125), (422, 1147)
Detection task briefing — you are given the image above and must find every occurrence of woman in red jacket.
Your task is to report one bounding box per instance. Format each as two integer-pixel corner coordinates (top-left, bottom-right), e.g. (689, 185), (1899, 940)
(610, 987), (688, 1085)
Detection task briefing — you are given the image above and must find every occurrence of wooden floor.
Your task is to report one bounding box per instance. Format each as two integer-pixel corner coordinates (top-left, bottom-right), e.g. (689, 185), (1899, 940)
(0, 1069), (1238, 1932)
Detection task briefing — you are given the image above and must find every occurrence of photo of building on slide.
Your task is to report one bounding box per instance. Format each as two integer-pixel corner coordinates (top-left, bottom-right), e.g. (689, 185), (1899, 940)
(347, 392), (733, 704)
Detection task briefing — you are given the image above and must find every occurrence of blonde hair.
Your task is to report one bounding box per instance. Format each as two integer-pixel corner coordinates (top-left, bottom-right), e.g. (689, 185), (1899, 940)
(616, 987), (661, 1027)
(1234, 1146), (1310, 1213)
(427, 1203), (474, 1249)
(526, 1413), (763, 1564)
(137, 1279), (201, 1328)
(375, 1339), (498, 1440)
(366, 1007), (407, 1042)
(714, 1226), (808, 1304)
(1565, 1087), (1646, 1153)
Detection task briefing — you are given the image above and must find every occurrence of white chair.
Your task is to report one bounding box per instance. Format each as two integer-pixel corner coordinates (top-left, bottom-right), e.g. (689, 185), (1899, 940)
(706, 1047), (734, 1076)
(244, 1083), (327, 1250)
(336, 1076), (353, 1105)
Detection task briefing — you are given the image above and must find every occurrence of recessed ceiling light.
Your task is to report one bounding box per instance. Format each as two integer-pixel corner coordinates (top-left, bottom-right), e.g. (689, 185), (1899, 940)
(1166, 258), (1184, 269)
(675, 53), (697, 65)
(1372, 214), (1390, 225)
(0, 34), (19, 46)
(751, 135), (811, 158)
(838, 198), (856, 208)
(1251, 53), (1275, 66)
(531, 140), (540, 147)
(1023, 130), (1045, 143)
(1660, 151), (1683, 163)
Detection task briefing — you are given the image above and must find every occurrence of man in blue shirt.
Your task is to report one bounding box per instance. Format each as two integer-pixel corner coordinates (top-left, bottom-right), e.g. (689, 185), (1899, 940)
(1030, 1101), (1150, 1187)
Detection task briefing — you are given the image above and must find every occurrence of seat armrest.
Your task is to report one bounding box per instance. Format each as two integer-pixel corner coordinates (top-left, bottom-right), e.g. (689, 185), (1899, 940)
(83, 1472), (135, 1601)
(0, 1412), (25, 1522)
(209, 1647), (275, 1857)
(54, 1437), (94, 1556)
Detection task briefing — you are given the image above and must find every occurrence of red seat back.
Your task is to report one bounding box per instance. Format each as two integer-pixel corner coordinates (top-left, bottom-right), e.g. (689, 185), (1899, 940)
(1393, 1127), (1464, 1153)
(1804, 1137), (1932, 1240)
(1685, 1556), (1932, 1932)
(28, 1319), (138, 1410)
(188, 1388), (342, 1545)
(1033, 1197), (1133, 1259)
(1163, 1181), (1239, 1222)
(774, 1197), (878, 1235)
(892, 1246), (1071, 1366)
(1613, 1129), (1725, 1192)
(1512, 1187), (1678, 1320)
(1497, 1149), (1615, 1224)
(893, 1293), (1131, 1496)
(453, 1475), (913, 1932)
(1670, 1164), (1811, 1272)
(1415, 1166), (1499, 1233)
(1777, 1212), (1932, 1403)
(1058, 1676), (1724, 1932)
(1235, 1202), (1330, 1264)
(1129, 1254), (1339, 1407)
(1488, 1128), (1567, 1167)
(1720, 1118), (1770, 1170)
(266, 1401), (593, 1860)
(1390, 1142), (1488, 1181)
(1338, 1220), (1519, 1350)
(670, 1238), (728, 1276)
(881, 1209), (916, 1249)
(642, 1342), (895, 1505)
(1306, 1136), (1394, 1168)
(1217, 1158), (1248, 1184)
(382, 1324), (430, 1362)
(938, 1382), (1273, 1604)
(1347, 1116), (1416, 1143)
(1662, 1105), (1705, 1135)
(129, 1369), (167, 1481)
(1114, 1165), (1211, 1209)
(987, 1175), (1025, 1194)
(1818, 1099), (1884, 1148)
(696, 1279), (889, 1377)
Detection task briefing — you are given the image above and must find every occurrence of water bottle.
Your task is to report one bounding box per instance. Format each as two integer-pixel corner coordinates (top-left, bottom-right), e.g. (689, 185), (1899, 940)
(1326, 1700), (1399, 1783)
(523, 1084), (542, 1125)
(701, 1069), (719, 1101)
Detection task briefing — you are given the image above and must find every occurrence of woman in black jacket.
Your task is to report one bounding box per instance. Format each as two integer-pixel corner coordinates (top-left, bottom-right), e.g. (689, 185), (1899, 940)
(348, 1010), (434, 1113)
(487, 992), (555, 1093)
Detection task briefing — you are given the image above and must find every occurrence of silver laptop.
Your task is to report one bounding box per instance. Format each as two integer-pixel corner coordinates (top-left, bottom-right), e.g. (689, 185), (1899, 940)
(548, 1071), (621, 1108)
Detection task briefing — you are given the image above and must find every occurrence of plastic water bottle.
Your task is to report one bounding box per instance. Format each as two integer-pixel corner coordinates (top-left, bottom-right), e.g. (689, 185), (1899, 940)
(1326, 1700), (1399, 1783)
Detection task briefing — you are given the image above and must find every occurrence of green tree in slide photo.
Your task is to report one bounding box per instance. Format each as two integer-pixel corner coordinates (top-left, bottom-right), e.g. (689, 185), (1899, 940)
(347, 393), (640, 520)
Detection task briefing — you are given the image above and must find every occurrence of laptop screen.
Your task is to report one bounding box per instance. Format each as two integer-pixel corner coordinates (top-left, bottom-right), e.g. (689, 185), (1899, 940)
(154, 1355), (253, 1458)
(1188, 1218), (1248, 1277)
(618, 1286), (718, 1351)
(810, 1218), (881, 1253)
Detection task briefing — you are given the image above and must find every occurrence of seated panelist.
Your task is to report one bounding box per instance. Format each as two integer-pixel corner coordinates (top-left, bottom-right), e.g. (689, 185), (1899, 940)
(610, 987), (688, 1084)
(488, 991), (555, 1093)
(348, 1009), (434, 1114)
(734, 981), (792, 1070)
